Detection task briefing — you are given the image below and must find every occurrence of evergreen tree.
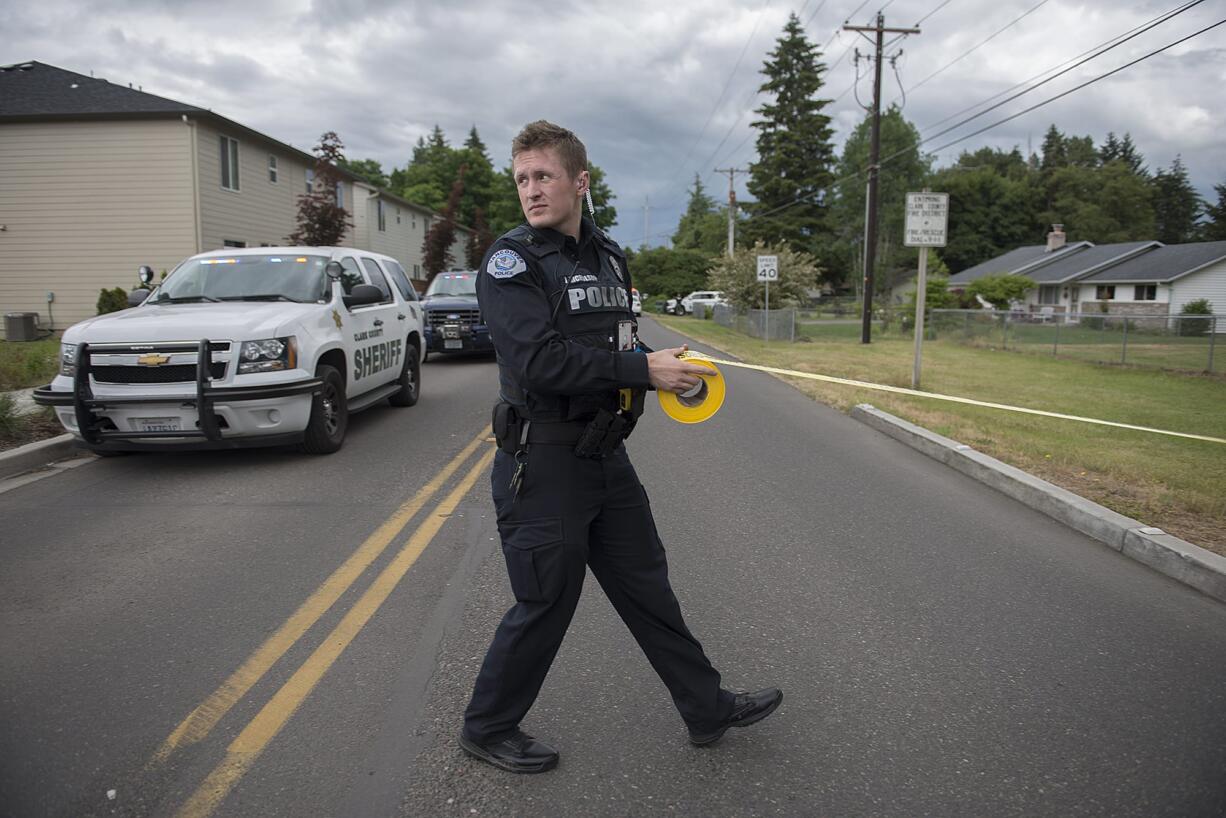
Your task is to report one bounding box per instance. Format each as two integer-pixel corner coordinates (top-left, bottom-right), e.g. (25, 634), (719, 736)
(930, 156), (1041, 273)
(1043, 162), (1154, 243)
(1039, 125), (1067, 173)
(744, 13), (836, 253)
(1118, 133), (1148, 177)
(287, 131), (352, 246)
(673, 174), (730, 256)
(1151, 156), (1202, 244)
(1201, 182), (1226, 241)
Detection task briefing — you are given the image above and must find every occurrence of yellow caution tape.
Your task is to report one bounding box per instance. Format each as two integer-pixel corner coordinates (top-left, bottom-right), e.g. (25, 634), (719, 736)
(672, 351), (1226, 445)
(657, 358), (726, 424)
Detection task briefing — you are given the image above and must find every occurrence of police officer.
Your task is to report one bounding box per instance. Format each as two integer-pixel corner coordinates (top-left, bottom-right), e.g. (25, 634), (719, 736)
(460, 121), (782, 774)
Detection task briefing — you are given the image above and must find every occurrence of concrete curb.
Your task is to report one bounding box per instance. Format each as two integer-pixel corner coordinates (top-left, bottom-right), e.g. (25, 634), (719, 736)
(0, 434), (86, 480)
(851, 403), (1226, 604)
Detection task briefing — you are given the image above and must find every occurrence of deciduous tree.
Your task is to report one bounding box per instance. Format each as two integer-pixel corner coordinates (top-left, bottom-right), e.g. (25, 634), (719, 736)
(288, 131), (352, 246)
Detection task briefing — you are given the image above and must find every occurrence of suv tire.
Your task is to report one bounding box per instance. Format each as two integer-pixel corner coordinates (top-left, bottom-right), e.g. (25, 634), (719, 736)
(301, 364), (348, 454)
(388, 340), (421, 407)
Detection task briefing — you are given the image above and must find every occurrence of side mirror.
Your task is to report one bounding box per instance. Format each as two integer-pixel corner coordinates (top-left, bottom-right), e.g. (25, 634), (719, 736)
(138, 265), (155, 286)
(342, 283), (384, 309)
(325, 261), (344, 280)
(128, 289), (150, 307)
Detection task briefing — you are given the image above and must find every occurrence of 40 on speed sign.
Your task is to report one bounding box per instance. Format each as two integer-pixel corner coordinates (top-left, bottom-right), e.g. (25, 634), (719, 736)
(757, 255), (778, 282)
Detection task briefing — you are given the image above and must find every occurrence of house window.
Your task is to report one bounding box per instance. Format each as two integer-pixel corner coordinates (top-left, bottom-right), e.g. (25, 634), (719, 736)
(1134, 284), (1156, 301)
(223, 239), (246, 248)
(305, 168), (315, 195)
(268, 154), (278, 183)
(220, 136), (240, 190)
(1038, 285), (1060, 305)
(396, 207), (401, 225)
(377, 199), (386, 232)
(335, 181), (344, 208)
(1096, 285), (1116, 300)
(413, 263), (420, 277)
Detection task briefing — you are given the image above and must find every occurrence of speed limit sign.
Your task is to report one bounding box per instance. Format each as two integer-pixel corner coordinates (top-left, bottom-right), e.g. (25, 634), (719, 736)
(757, 255), (778, 282)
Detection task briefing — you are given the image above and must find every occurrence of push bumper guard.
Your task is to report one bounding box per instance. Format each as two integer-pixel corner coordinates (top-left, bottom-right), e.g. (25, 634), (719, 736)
(33, 340), (322, 451)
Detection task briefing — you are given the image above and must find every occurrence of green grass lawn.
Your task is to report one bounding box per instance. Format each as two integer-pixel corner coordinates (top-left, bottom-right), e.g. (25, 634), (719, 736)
(0, 339), (60, 391)
(655, 314), (1226, 554)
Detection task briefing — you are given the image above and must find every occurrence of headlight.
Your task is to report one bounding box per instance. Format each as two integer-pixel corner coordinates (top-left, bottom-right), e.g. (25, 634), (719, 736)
(60, 343), (77, 376)
(238, 337), (296, 374)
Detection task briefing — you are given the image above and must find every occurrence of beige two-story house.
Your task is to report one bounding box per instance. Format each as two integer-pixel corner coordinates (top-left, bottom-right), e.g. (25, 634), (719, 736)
(0, 61), (470, 333)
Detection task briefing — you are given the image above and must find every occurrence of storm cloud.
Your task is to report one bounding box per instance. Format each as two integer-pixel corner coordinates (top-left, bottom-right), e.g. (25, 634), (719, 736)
(4, 0), (1223, 247)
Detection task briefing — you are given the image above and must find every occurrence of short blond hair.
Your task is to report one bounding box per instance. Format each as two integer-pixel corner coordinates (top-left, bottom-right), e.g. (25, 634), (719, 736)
(511, 120), (588, 180)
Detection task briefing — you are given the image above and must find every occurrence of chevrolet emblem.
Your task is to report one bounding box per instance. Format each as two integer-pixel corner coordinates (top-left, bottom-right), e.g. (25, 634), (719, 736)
(137, 353), (171, 366)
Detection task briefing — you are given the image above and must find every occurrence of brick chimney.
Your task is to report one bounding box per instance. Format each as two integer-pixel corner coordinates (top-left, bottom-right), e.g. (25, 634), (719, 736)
(1046, 223), (1066, 252)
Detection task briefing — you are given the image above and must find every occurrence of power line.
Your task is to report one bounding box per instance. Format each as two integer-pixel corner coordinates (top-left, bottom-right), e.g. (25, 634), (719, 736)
(913, 0), (955, 27)
(750, 16), (1225, 222)
(918, 0), (1205, 148)
(896, 0), (1052, 100)
(921, 0), (1203, 134)
(664, 0), (773, 194)
(921, 17), (1226, 156)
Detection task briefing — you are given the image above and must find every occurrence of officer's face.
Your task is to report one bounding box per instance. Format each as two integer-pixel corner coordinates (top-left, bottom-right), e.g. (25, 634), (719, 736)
(513, 147), (589, 234)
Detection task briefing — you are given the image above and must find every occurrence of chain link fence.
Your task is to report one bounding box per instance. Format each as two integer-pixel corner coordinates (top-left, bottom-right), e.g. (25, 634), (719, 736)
(710, 303), (796, 341)
(929, 309), (1222, 373)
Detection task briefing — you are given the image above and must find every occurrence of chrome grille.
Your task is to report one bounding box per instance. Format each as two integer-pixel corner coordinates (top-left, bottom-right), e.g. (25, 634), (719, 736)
(426, 309), (481, 328)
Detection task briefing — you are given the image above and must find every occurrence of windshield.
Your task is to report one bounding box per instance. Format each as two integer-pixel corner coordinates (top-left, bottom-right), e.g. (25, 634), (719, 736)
(153, 254), (330, 303)
(425, 273), (477, 298)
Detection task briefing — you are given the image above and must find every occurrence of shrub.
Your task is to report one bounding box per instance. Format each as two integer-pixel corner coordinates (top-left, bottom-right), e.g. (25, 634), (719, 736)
(707, 241), (820, 310)
(1178, 298), (1214, 337)
(96, 287), (129, 315)
(966, 273), (1035, 310)
(0, 393), (18, 438)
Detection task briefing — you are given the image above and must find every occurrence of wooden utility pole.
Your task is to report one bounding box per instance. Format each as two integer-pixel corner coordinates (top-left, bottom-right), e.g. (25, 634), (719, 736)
(715, 167), (748, 257)
(843, 13), (920, 343)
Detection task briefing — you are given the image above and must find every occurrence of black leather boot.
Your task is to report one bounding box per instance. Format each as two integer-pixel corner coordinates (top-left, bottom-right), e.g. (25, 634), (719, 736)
(688, 688), (784, 746)
(459, 729), (559, 773)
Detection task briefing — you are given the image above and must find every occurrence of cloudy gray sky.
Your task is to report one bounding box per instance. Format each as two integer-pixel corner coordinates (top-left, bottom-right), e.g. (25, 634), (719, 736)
(4, 0), (1224, 248)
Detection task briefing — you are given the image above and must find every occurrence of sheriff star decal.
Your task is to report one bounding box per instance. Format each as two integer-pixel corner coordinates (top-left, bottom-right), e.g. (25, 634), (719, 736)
(487, 248), (527, 279)
(332, 309), (343, 329)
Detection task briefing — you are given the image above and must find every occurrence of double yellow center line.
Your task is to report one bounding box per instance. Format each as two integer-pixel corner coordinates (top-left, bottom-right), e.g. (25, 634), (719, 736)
(147, 428), (495, 817)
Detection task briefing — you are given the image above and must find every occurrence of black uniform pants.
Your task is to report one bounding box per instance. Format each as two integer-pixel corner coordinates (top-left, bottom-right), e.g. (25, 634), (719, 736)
(463, 443), (735, 742)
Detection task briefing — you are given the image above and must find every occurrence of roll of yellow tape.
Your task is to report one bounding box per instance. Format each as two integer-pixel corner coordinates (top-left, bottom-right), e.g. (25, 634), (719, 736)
(657, 359), (725, 424)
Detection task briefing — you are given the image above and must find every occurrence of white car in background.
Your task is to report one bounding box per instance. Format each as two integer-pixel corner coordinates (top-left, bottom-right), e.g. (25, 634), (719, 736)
(631, 288), (642, 316)
(681, 290), (726, 315)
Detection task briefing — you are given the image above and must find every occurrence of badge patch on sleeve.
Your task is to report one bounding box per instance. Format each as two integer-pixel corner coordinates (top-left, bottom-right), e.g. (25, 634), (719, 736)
(487, 249), (527, 279)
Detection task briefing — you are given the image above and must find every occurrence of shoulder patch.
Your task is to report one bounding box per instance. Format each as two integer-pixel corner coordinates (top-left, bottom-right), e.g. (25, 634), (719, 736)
(487, 248), (527, 279)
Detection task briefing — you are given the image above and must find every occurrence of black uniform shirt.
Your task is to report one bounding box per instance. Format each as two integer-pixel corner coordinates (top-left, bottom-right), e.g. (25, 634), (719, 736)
(478, 217), (650, 421)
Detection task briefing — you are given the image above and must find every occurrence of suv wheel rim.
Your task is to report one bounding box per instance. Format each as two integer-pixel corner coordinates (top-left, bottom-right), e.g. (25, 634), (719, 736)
(322, 384), (340, 435)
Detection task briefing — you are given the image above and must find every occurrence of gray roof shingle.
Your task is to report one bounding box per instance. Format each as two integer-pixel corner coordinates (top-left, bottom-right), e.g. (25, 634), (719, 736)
(949, 244), (1069, 284)
(1017, 241), (1159, 283)
(1080, 241), (1226, 283)
(0, 61), (204, 119)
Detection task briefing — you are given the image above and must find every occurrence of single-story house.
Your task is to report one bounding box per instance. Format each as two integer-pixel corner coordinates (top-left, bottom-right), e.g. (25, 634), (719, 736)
(1075, 240), (1226, 317)
(0, 61), (471, 334)
(946, 225), (1226, 318)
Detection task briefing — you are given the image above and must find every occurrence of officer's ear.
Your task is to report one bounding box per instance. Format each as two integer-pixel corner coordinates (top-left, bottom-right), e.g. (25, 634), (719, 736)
(576, 169), (590, 197)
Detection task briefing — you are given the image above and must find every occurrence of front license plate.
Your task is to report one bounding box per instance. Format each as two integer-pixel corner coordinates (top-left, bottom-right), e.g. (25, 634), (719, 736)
(442, 324), (460, 339)
(444, 339), (463, 350)
(136, 417), (181, 433)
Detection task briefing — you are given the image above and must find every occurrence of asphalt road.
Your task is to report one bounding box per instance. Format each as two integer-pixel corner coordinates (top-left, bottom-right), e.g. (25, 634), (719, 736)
(2, 317), (1224, 817)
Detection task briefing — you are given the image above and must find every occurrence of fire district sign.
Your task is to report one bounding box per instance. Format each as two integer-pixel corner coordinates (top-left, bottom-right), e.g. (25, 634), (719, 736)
(904, 192), (949, 248)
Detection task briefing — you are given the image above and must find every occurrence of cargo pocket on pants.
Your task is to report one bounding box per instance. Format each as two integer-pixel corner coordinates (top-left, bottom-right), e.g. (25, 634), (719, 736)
(498, 517), (565, 603)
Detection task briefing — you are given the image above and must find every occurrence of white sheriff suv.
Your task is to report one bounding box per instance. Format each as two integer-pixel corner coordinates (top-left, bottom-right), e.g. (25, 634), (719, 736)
(34, 247), (425, 455)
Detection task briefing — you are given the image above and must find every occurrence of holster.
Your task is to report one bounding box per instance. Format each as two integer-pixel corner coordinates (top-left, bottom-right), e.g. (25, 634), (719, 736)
(492, 401), (524, 455)
(573, 407), (634, 459)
